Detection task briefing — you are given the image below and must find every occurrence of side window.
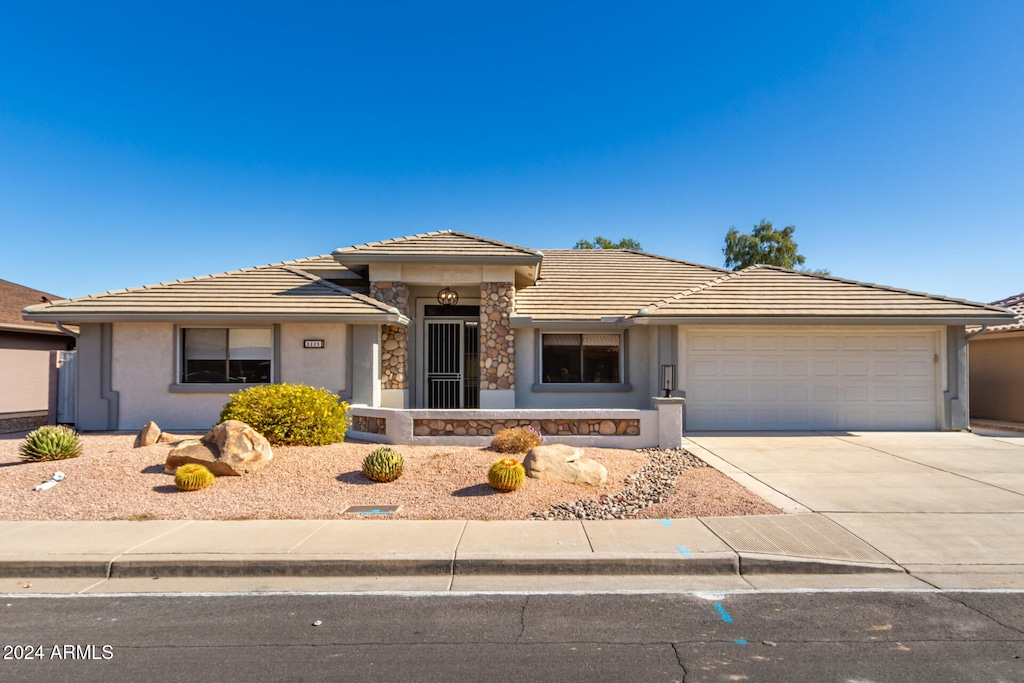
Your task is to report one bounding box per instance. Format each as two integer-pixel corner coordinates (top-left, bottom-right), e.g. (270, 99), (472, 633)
(181, 328), (272, 383)
(541, 333), (621, 383)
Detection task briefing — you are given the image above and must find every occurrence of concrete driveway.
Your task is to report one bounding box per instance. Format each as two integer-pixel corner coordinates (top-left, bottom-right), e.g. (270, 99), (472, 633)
(685, 430), (1024, 587)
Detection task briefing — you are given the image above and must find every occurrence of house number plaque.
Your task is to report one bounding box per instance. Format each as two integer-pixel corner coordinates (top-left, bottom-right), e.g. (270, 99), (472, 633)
(303, 339), (325, 349)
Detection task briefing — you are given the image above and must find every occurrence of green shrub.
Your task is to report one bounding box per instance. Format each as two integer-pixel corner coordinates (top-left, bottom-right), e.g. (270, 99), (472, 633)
(19, 425), (82, 462)
(488, 458), (525, 492)
(219, 384), (349, 446)
(361, 447), (404, 483)
(174, 464), (215, 491)
(490, 426), (544, 454)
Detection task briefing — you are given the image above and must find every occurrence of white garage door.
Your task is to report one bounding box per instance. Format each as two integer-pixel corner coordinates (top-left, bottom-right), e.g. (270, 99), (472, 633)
(684, 326), (939, 430)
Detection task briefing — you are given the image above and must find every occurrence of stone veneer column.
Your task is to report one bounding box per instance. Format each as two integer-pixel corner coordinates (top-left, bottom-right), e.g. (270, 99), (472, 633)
(369, 282), (409, 400)
(480, 282), (516, 397)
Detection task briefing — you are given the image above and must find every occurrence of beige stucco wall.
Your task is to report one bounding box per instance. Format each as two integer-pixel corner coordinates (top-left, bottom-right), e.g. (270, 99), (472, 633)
(970, 334), (1024, 423)
(278, 323), (347, 391)
(112, 322), (349, 431)
(0, 348), (50, 413)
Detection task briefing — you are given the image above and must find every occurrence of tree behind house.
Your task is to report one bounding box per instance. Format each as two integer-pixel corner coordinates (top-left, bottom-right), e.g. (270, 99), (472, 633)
(723, 220), (824, 272)
(573, 236), (643, 251)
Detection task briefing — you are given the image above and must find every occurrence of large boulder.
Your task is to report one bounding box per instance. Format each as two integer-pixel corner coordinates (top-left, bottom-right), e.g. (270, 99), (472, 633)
(165, 420), (272, 476)
(524, 444), (608, 486)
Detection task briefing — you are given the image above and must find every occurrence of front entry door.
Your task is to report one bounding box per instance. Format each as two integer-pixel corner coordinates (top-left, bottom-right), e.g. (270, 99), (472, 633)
(425, 319), (479, 408)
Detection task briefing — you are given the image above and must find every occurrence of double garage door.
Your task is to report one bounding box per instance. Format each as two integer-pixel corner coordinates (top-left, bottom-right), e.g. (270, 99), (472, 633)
(684, 326), (939, 431)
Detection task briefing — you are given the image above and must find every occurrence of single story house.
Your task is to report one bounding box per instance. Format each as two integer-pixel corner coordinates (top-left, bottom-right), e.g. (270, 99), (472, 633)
(22, 231), (1014, 447)
(1, 279), (76, 432)
(969, 292), (1024, 425)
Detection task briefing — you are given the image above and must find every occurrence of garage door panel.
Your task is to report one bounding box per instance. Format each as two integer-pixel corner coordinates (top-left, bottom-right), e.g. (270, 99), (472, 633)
(685, 327), (937, 430)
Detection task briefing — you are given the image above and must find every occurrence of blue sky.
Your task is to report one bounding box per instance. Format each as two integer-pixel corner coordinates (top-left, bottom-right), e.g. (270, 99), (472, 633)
(1, 1), (1021, 304)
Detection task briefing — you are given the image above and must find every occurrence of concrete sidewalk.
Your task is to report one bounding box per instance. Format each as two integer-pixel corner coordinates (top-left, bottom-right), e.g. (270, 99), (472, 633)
(3, 430), (1023, 594)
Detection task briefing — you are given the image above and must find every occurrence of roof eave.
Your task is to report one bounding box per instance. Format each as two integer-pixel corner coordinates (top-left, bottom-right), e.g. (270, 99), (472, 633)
(627, 314), (1018, 326)
(331, 253), (543, 265)
(22, 312), (410, 326)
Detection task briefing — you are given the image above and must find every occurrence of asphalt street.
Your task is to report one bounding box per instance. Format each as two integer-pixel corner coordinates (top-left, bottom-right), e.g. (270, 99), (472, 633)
(2, 591), (1023, 682)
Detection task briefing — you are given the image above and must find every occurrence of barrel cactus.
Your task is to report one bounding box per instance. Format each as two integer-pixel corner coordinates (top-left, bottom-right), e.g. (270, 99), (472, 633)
(361, 447), (404, 483)
(488, 458), (525, 492)
(19, 425), (82, 462)
(174, 463), (215, 491)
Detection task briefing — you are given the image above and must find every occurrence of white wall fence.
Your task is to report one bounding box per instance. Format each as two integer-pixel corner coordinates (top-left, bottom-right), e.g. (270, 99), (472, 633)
(348, 398), (685, 450)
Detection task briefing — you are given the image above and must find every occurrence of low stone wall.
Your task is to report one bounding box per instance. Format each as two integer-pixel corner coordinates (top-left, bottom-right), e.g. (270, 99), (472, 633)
(0, 412), (48, 434)
(346, 405), (675, 449)
(351, 415), (386, 435)
(413, 418), (640, 437)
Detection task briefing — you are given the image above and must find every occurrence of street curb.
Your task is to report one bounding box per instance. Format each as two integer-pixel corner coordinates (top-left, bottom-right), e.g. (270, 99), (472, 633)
(0, 554), (904, 578)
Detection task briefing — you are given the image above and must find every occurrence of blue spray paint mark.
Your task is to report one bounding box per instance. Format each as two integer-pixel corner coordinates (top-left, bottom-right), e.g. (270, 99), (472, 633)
(677, 545), (692, 557)
(359, 509), (390, 515)
(734, 639), (747, 645)
(713, 602), (733, 623)
(660, 518), (672, 527)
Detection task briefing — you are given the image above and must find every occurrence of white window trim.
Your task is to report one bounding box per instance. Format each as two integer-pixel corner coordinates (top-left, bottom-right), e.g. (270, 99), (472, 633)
(169, 324), (277, 392)
(533, 330), (631, 392)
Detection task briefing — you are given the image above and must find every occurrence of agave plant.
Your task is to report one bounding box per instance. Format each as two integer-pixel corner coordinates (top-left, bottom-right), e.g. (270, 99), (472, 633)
(19, 425), (82, 462)
(361, 447), (404, 483)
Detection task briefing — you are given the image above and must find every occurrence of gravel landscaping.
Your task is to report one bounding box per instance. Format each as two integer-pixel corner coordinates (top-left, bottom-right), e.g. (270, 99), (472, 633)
(0, 432), (780, 521)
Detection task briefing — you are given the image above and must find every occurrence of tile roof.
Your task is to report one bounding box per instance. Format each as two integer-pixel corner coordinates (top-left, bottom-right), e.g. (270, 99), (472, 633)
(22, 261), (403, 323)
(643, 265), (1015, 322)
(514, 250), (728, 320)
(0, 278), (73, 336)
(972, 292), (1024, 334)
(333, 230), (543, 262)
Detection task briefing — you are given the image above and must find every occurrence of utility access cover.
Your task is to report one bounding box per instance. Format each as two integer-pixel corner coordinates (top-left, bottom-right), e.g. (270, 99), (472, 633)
(343, 505), (401, 515)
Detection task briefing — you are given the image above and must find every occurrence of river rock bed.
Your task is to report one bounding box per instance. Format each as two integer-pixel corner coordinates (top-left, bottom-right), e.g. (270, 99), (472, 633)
(531, 448), (709, 520)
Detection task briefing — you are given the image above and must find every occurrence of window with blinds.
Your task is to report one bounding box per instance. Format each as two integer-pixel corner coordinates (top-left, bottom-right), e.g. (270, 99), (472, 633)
(541, 333), (621, 383)
(181, 328), (272, 383)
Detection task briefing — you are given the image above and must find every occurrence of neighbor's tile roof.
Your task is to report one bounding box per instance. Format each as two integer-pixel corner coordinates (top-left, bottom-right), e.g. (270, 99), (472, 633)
(973, 292), (1024, 333)
(514, 250), (729, 320)
(22, 259), (399, 322)
(333, 230), (543, 262)
(643, 265), (1014, 322)
(0, 278), (73, 335)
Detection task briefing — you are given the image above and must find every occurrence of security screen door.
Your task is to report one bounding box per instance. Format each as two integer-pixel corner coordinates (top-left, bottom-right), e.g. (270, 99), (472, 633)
(425, 319), (480, 409)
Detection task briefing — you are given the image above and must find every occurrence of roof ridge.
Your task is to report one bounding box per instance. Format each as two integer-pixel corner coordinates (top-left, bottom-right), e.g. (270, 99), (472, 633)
(24, 262), (318, 312)
(990, 292), (1024, 309)
(747, 265), (1010, 313)
(334, 230), (543, 257)
(645, 270), (745, 312)
(541, 249), (731, 273)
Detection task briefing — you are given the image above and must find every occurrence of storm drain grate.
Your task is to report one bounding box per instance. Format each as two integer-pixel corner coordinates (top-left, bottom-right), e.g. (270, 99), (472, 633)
(343, 505), (402, 515)
(703, 514), (891, 563)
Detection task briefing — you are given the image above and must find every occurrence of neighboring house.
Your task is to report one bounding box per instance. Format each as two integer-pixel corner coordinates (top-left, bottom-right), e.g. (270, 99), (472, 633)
(22, 231), (1014, 445)
(1, 279), (76, 432)
(969, 293), (1024, 425)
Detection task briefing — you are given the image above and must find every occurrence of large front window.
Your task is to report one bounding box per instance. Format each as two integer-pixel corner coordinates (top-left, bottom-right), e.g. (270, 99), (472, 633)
(181, 328), (272, 383)
(541, 333), (620, 383)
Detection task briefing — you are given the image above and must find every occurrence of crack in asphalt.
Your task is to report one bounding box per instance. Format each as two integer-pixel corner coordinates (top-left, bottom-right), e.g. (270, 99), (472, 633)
(942, 593), (1024, 638)
(670, 642), (688, 682)
(515, 595), (529, 643)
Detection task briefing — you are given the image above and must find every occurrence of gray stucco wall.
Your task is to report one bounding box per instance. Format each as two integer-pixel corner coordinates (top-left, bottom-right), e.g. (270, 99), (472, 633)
(969, 334), (1024, 423)
(513, 326), (656, 409)
(75, 321), (351, 432)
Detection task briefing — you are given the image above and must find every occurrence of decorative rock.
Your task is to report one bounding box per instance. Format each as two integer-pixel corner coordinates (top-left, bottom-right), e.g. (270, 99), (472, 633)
(531, 448), (709, 521)
(524, 444), (607, 486)
(165, 420), (273, 476)
(133, 421), (162, 448)
(157, 431), (185, 444)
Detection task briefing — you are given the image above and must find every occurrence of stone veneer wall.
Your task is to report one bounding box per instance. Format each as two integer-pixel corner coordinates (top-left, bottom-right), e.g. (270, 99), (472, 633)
(351, 415), (387, 435)
(480, 282), (515, 390)
(413, 418), (640, 437)
(369, 282), (410, 390)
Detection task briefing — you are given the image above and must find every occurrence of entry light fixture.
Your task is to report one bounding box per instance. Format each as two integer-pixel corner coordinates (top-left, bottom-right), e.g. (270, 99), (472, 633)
(437, 287), (459, 306)
(661, 364), (677, 398)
